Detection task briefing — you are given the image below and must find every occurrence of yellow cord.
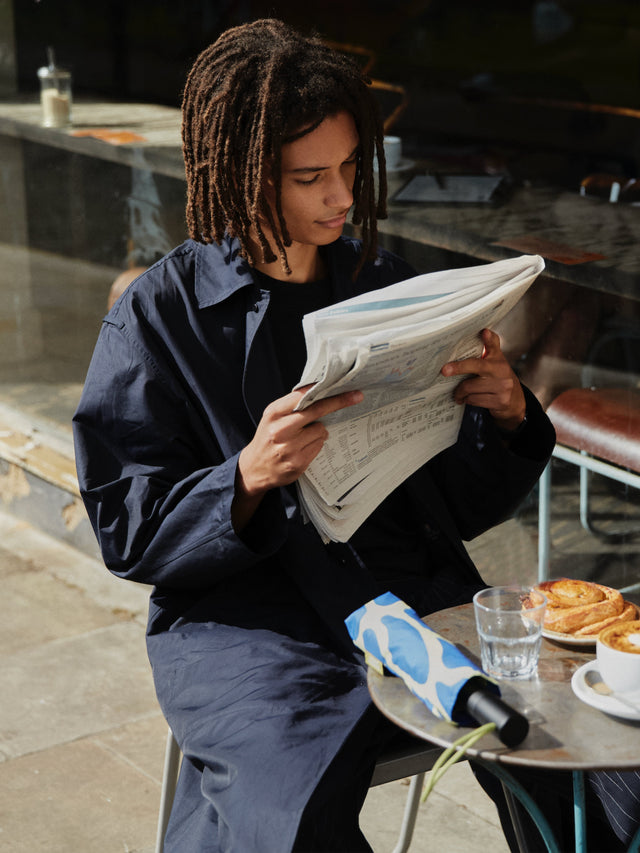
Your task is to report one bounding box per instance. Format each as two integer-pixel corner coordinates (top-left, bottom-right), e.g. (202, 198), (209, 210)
(420, 722), (497, 803)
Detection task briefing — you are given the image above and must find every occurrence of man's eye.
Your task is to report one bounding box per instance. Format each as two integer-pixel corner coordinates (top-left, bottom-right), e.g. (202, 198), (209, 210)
(297, 175), (320, 185)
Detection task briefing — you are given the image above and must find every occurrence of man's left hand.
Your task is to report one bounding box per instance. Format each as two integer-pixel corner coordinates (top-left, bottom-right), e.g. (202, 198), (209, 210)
(440, 328), (526, 432)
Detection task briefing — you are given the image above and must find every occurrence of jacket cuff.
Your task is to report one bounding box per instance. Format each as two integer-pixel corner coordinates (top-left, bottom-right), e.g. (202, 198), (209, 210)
(235, 485), (289, 555)
(490, 386), (556, 461)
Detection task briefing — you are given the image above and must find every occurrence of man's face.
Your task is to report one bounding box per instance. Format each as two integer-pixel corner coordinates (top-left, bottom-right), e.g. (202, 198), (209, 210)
(264, 110), (360, 252)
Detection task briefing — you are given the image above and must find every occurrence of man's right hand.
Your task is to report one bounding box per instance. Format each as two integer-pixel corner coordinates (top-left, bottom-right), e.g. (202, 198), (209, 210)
(231, 386), (363, 532)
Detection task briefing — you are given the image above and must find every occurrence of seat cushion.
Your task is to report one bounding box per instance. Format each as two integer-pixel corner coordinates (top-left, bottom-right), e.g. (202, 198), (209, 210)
(547, 388), (640, 472)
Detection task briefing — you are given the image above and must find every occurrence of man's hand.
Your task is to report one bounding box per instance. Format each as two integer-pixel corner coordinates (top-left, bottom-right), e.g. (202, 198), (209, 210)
(232, 386), (363, 531)
(440, 328), (526, 431)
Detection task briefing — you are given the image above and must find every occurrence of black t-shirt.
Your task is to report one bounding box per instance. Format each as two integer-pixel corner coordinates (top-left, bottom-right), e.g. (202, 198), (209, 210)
(256, 268), (467, 615)
(256, 270), (331, 392)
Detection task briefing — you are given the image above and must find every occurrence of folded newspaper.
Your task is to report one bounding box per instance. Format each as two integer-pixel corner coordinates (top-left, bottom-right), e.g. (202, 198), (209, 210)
(293, 253), (545, 542)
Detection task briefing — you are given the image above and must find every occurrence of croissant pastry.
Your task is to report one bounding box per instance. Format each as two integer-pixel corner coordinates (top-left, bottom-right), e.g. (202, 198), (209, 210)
(535, 578), (637, 636)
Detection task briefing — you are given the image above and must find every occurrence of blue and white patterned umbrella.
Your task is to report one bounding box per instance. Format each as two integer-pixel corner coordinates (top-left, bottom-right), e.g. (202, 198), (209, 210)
(345, 591), (500, 725)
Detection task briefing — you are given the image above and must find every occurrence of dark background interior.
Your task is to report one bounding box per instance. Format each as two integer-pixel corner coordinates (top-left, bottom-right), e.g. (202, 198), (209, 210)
(15, 1), (640, 191)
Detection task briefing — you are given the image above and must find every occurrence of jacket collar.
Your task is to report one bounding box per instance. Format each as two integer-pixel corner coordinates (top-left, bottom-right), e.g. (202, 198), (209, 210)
(193, 236), (256, 309)
(193, 234), (362, 309)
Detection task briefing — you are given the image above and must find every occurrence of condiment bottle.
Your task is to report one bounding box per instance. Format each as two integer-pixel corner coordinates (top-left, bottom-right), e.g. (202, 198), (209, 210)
(37, 47), (72, 128)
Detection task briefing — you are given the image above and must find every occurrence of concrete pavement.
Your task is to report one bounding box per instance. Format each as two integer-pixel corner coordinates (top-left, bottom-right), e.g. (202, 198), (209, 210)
(0, 508), (510, 853)
(1, 389), (636, 851)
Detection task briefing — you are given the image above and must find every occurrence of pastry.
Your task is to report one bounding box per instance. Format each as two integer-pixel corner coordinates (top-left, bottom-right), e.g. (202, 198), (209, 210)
(535, 578), (637, 636)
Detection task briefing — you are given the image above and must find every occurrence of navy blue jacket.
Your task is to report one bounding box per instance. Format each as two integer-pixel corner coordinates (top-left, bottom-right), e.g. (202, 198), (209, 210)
(73, 235), (555, 852)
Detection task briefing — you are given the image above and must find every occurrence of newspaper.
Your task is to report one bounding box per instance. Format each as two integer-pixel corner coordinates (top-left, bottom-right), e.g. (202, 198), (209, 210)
(292, 253), (545, 543)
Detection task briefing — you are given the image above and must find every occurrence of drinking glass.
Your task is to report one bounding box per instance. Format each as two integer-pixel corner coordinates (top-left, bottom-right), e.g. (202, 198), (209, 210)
(473, 586), (547, 679)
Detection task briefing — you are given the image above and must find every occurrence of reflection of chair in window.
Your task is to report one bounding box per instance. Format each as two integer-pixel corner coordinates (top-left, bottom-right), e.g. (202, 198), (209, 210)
(127, 150), (172, 268)
(497, 276), (602, 411)
(537, 321), (640, 588)
(323, 40), (410, 134)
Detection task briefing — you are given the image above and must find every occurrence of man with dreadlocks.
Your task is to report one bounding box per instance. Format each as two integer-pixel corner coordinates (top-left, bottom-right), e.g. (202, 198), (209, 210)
(73, 19), (562, 853)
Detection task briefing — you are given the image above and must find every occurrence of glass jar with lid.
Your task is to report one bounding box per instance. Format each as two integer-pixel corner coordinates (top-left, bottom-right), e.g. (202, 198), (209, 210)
(37, 48), (72, 128)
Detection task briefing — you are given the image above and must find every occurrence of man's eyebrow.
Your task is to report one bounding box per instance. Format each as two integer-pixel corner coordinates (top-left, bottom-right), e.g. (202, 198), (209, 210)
(287, 145), (360, 173)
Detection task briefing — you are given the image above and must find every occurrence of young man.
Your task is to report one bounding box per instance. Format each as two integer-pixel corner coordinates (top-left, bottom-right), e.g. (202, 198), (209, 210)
(73, 19), (556, 852)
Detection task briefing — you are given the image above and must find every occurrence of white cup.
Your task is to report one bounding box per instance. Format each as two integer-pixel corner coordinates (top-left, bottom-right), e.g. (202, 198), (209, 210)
(473, 586), (547, 679)
(383, 135), (402, 171)
(597, 620), (640, 694)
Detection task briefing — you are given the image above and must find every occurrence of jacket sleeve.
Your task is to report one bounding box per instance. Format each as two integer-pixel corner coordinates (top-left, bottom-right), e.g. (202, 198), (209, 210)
(426, 386), (556, 541)
(73, 320), (288, 590)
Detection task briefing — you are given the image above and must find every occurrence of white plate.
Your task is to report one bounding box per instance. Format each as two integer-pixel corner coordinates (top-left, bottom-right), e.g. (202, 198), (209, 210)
(542, 628), (596, 647)
(571, 660), (640, 721)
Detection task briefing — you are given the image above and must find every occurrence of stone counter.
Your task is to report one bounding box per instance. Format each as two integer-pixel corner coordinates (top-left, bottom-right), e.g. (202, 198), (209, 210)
(385, 182), (640, 300)
(1, 98), (638, 299)
(0, 98), (184, 179)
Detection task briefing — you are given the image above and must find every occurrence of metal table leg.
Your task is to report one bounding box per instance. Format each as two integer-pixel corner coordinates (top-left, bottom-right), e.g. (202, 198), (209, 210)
(474, 758), (561, 853)
(476, 763), (640, 852)
(573, 771), (587, 852)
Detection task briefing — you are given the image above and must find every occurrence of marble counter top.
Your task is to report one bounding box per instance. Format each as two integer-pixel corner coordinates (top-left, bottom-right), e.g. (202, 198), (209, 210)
(385, 180), (640, 299)
(0, 98), (184, 179)
(2, 98), (638, 299)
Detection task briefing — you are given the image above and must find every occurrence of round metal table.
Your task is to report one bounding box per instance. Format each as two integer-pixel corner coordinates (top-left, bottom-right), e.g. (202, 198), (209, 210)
(367, 603), (640, 852)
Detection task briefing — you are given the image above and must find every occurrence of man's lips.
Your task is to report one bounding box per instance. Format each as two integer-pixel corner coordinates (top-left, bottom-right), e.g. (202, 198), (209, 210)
(317, 212), (349, 228)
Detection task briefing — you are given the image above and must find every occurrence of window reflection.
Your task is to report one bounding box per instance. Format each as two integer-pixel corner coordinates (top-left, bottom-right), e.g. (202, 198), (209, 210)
(0, 0), (638, 591)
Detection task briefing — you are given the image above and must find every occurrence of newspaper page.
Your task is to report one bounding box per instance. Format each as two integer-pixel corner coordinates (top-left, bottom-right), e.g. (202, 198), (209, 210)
(293, 254), (545, 542)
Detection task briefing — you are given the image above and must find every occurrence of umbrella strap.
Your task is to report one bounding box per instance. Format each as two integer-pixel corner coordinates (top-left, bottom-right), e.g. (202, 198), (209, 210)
(421, 722), (497, 803)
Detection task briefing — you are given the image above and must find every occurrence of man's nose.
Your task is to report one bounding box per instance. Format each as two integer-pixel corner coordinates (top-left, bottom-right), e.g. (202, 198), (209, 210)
(325, 172), (354, 208)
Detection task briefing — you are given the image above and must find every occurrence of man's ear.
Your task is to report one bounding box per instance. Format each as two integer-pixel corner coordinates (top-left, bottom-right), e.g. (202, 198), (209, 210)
(260, 161), (278, 211)
(261, 159), (276, 189)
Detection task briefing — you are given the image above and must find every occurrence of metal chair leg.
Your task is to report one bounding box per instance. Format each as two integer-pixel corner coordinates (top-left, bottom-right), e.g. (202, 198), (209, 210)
(538, 461), (552, 582)
(503, 783), (533, 853)
(579, 453), (639, 542)
(392, 771), (426, 853)
(155, 729), (182, 853)
(579, 456), (591, 534)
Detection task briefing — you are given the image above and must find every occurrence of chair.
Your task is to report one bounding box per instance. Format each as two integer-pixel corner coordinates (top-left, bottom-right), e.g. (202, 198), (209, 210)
(537, 314), (640, 589)
(537, 386), (640, 588)
(155, 727), (447, 853)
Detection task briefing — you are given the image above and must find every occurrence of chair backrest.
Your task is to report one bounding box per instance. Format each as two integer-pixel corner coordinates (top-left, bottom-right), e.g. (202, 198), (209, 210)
(581, 320), (640, 390)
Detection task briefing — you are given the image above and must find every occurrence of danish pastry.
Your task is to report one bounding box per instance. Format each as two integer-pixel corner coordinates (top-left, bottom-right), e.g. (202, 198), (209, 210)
(535, 578), (637, 636)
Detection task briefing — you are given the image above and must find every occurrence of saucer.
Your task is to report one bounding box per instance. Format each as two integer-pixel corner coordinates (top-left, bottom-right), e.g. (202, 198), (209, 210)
(542, 628), (596, 648)
(571, 660), (640, 721)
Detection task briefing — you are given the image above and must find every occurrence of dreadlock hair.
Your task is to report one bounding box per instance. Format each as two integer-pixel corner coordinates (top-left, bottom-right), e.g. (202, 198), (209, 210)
(182, 18), (387, 277)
